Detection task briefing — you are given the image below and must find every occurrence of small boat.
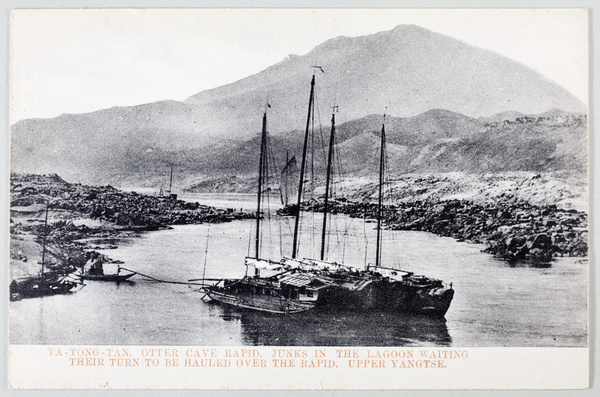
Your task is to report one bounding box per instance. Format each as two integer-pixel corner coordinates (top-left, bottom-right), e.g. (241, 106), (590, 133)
(80, 269), (135, 282)
(81, 255), (136, 282)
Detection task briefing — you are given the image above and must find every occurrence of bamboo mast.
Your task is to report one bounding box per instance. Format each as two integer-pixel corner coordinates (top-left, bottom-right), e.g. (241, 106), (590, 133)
(320, 107), (337, 260)
(292, 74), (316, 259)
(255, 111), (268, 259)
(375, 121), (386, 268)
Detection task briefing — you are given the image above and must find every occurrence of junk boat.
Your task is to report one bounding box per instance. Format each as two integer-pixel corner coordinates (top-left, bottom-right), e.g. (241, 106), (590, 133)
(204, 71), (454, 317)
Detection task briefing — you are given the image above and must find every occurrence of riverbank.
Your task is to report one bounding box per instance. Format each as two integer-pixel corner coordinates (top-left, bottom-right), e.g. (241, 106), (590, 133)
(297, 194), (587, 265)
(9, 173), (253, 281)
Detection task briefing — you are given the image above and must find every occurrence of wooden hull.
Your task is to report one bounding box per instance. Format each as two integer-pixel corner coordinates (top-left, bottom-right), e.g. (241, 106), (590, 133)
(205, 282), (453, 317)
(205, 289), (315, 314)
(81, 273), (135, 282)
(316, 283), (454, 317)
(10, 277), (79, 301)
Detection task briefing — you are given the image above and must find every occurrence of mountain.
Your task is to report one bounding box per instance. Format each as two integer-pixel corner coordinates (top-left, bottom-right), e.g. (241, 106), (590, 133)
(184, 109), (587, 191)
(340, 111), (586, 174)
(11, 24), (587, 186)
(184, 24), (584, 134)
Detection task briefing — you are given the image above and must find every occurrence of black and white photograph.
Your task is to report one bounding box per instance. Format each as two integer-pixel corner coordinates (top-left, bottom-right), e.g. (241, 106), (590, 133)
(5, 6), (590, 389)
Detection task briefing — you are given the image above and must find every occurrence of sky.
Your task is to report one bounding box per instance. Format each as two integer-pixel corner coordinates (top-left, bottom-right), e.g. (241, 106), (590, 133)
(9, 8), (589, 122)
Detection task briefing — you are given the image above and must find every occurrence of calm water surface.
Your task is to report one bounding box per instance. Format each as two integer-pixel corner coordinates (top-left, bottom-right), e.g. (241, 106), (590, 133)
(10, 194), (588, 347)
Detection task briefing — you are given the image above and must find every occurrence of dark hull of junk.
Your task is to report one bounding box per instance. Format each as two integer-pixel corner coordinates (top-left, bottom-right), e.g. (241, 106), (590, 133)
(207, 257), (454, 316)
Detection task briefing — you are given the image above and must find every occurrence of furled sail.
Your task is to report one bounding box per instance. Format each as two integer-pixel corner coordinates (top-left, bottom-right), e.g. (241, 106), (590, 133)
(280, 155), (299, 206)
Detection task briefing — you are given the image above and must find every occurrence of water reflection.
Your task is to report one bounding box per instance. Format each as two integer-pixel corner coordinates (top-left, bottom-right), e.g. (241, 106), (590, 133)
(215, 304), (451, 347)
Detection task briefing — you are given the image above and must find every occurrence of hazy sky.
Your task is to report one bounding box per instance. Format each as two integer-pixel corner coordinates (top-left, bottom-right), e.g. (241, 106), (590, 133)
(10, 8), (588, 122)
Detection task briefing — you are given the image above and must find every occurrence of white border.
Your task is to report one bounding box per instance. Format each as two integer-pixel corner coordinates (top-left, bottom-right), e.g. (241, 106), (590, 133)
(2, 0), (597, 394)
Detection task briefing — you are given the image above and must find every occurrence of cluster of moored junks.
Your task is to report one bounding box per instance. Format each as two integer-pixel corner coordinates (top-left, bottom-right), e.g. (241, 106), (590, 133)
(202, 73), (455, 317)
(204, 256), (454, 316)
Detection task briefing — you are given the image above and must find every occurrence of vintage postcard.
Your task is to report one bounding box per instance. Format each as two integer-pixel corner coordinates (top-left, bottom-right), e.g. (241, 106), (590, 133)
(6, 7), (590, 389)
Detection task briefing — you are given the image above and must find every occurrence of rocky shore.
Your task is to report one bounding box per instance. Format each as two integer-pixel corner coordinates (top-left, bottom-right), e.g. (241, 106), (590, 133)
(9, 173), (253, 281)
(10, 171), (588, 284)
(296, 196), (587, 266)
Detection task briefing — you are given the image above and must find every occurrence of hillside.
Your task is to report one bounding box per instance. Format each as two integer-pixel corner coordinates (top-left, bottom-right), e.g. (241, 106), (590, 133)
(10, 24), (586, 187)
(181, 110), (587, 195)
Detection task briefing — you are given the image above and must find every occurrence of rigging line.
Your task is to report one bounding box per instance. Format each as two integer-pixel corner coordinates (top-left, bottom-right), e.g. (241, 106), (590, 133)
(117, 267), (205, 286)
(310, 88), (317, 195)
(329, 216), (353, 263)
(267, 138), (285, 258)
(313, 89), (328, 163)
(327, 216), (355, 256)
(247, 208), (253, 258)
(264, 140), (271, 258)
(267, 135), (281, 259)
(264, 132), (273, 258)
(382, 138), (401, 268)
(201, 224), (210, 286)
(278, 209), (284, 258)
(309, 86), (321, 259)
(333, 130), (346, 196)
(363, 201), (369, 268)
(297, 203), (303, 257)
(284, 215), (294, 256)
(385, 183), (398, 266)
(341, 224), (347, 263)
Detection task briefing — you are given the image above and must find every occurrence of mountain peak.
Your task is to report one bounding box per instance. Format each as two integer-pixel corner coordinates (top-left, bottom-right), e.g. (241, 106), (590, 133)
(390, 24), (431, 34)
(185, 25), (584, 122)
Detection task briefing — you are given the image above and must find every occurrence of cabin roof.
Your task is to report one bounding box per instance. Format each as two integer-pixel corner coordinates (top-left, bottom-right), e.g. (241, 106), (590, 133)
(279, 273), (327, 288)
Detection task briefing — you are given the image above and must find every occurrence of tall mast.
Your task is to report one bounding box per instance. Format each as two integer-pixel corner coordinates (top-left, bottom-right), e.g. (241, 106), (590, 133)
(375, 121), (386, 268)
(291, 74), (316, 259)
(320, 107), (337, 260)
(168, 166), (173, 194)
(282, 151), (289, 206)
(255, 111), (268, 259)
(41, 203), (49, 283)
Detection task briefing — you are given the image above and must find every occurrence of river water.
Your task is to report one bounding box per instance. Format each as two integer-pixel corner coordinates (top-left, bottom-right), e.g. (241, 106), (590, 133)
(10, 193), (588, 347)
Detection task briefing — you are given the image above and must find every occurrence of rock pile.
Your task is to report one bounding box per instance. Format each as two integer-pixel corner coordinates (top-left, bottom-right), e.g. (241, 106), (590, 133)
(10, 173), (255, 283)
(10, 173), (253, 230)
(299, 198), (588, 265)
